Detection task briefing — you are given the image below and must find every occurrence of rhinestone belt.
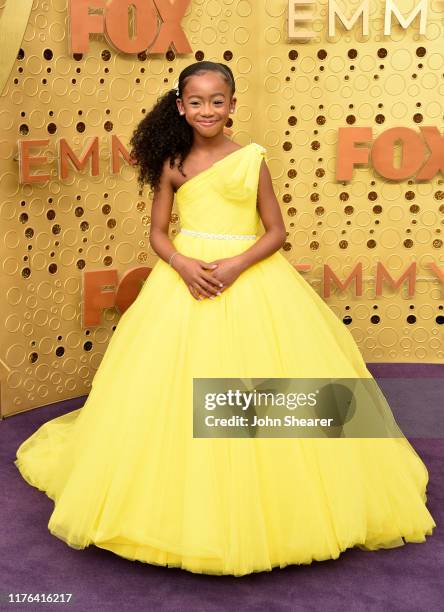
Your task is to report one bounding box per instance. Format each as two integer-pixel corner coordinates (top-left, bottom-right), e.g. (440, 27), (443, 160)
(179, 228), (257, 240)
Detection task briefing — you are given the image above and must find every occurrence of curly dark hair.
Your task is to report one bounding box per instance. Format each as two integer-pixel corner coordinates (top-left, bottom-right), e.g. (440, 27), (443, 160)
(129, 61), (236, 195)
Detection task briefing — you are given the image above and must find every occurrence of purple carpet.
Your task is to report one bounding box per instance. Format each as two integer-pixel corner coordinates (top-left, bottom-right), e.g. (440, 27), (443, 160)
(1, 363), (442, 611)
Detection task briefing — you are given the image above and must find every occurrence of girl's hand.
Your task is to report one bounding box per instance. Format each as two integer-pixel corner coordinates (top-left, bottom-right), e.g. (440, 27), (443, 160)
(205, 257), (244, 293)
(171, 254), (223, 300)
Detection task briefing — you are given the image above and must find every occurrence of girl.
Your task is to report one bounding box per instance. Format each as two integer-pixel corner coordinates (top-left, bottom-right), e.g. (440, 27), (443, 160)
(15, 61), (435, 577)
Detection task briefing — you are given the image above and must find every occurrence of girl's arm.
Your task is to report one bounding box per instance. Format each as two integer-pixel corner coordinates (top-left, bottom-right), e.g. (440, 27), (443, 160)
(232, 159), (287, 272)
(148, 158), (180, 266)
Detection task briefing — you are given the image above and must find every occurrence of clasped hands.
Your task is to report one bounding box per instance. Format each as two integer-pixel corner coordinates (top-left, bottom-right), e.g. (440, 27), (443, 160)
(172, 253), (244, 301)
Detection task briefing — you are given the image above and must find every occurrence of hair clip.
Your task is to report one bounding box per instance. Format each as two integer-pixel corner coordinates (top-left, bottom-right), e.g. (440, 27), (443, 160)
(173, 80), (179, 96)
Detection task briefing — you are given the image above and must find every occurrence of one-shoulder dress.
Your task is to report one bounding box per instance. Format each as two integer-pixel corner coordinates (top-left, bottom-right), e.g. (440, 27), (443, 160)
(14, 142), (435, 577)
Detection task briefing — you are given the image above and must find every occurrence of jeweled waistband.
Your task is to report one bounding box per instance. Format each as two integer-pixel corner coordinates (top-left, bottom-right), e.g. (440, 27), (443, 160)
(179, 228), (257, 240)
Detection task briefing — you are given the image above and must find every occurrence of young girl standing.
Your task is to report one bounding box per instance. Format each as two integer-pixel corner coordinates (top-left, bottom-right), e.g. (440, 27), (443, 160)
(15, 60), (435, 577)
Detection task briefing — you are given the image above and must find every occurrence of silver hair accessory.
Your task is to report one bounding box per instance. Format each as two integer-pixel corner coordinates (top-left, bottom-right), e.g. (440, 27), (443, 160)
(173, 80), (179, 96)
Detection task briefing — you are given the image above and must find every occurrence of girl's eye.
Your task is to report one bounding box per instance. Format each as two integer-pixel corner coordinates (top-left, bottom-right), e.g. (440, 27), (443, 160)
(190, 101), (224, 105)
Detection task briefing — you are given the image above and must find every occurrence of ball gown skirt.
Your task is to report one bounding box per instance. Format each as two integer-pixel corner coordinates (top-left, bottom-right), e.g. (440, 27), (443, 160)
(14, 143), (436, 577)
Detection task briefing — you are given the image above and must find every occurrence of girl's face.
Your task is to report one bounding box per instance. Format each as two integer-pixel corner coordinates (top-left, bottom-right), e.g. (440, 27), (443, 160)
(176, 71), (236, 137)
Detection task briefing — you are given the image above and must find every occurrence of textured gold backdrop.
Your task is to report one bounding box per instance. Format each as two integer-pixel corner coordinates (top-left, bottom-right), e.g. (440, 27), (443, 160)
(1, 0), (443, 417)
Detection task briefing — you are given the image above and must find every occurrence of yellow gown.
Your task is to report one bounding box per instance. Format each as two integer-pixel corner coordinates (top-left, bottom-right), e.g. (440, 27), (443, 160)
(14, 142), (435, 577)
